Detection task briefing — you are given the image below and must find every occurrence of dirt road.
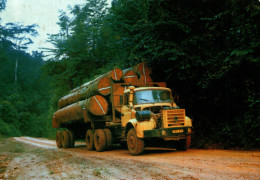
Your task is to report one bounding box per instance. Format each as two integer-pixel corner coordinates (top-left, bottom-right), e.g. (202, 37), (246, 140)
(0, 137), (259, 179)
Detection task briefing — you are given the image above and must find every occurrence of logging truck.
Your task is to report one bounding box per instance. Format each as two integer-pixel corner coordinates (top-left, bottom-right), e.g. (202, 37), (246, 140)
(53, 64), (192, 155)
(53, 82), (192, 155)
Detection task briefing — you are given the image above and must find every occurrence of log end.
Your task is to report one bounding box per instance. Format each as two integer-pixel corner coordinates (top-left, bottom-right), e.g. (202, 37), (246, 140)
(111, 68), (123, 81)
(123, 70), (138, 83)
(139, 75), (153, 83)
(135, 62), (152, 76)
(88, 95), (108, 116)
(98, 77), (111, 96)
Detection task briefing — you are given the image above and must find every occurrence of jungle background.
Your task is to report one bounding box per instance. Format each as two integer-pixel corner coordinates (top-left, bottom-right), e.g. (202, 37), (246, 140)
(0, 0), (259, 149)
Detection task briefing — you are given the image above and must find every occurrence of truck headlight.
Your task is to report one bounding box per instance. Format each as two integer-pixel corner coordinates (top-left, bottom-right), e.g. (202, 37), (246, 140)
(185, 116), (192, 126)
(162, 130), (167, 136)
(136, 110), (152, 121)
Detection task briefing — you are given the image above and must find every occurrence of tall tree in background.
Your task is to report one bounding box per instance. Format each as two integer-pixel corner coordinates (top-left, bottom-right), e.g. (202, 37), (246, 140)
(0, 0), (51, 138)
(3, 23), (38, 85)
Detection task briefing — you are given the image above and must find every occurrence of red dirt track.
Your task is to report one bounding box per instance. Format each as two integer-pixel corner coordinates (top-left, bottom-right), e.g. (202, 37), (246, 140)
(1, 137), (259, 179)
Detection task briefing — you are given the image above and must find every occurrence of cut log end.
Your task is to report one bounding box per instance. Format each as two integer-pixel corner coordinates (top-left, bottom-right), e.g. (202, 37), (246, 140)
(123, 70), (138, 83)
(139, 75), (152, 83)
(110, 68), (123, 81)
(88, 95), (108, 116)
(98, 77), (111, 96)
(135, 62), (152, 76)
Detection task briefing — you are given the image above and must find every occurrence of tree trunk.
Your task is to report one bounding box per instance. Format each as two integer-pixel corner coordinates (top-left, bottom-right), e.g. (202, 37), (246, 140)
(58, 76), (111, 109)
(15, 57), (18, 84)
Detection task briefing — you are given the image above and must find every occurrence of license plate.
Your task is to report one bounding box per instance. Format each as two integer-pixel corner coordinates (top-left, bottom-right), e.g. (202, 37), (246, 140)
(172, 129), (183, 133)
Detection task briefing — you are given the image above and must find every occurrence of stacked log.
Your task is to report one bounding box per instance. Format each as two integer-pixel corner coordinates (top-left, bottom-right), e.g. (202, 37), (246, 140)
(53, 95), (108, 128)
(53, 62), (154, 128)
(139, 75), (153, 83)
(123, 70), (138, 83)
(122, 62), (153, 84)
(108, 68), (123, 81)
(133, 62), (152, 76)
(59, 69), (123, 109)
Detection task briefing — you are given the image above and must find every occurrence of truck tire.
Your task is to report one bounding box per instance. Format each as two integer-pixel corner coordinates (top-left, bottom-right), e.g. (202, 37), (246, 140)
(104, 128), (112, 150)
(56, 131), (62, 148)
(127, 128), (144, 155)
(61, 130), (70, 148)
(86, 129), (94, 151)
(67, 130), (75, 148)
(176, 135), (191, 151)
(94, 129), (107, 152)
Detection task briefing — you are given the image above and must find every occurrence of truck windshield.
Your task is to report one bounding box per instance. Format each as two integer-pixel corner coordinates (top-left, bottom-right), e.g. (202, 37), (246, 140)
(133, 90), (173, 105)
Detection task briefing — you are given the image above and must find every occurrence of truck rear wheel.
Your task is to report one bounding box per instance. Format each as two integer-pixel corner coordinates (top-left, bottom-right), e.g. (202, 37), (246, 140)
(104, 128), (112, 150)
(94, 129), (106, 152)
(56, 131), (62, 148)
(67, 130), (75, 148)
(176, 135), (191, 151)
(61, 130), (70, 148)
(127, 128), (144, 155)
(86, 129), (94, 151)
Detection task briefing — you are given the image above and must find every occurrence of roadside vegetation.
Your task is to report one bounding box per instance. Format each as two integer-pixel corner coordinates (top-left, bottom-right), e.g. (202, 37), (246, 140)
(0, 0), (52, 138)
(0, 0), (259, 148)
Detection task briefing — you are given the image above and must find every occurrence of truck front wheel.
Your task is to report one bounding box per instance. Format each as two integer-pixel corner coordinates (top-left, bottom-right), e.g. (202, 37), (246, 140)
(127, 128), (144, 155)
(94, 129), (107, 152)
(86, 129), (94, 151)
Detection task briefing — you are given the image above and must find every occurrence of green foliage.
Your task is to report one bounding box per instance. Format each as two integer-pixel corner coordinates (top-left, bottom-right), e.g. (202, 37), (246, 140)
(0, 19), (51, 138)
(0, 101), (19, 124)
(0, 118), (21, 137)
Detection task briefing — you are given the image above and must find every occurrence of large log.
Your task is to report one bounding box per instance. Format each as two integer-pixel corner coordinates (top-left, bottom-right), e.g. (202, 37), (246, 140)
(79, 76), (111, 98)
(133, 62), (152, 76)
(139, 75), (153, 83)
(123, 70), (138, 83)
(58, 76), (111, 109)
(108, 68), (123, 81)
(53, 95), (108, 128)
(61, 68), (123, 108)
(58, 91), (80, 109)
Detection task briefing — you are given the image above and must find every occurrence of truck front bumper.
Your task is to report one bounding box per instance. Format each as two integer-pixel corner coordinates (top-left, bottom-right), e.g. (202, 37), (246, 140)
(143, 127), (192, 139)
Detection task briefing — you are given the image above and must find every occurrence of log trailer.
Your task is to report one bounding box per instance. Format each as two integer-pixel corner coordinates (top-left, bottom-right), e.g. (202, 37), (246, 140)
(53, 81), (193, 155)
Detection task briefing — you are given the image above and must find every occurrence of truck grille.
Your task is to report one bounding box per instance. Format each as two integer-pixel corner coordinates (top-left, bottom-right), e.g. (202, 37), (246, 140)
(163, 109), (185, 128)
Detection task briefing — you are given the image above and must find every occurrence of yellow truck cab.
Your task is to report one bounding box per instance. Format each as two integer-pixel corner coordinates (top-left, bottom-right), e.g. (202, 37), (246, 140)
(116, 84), (192, 155)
